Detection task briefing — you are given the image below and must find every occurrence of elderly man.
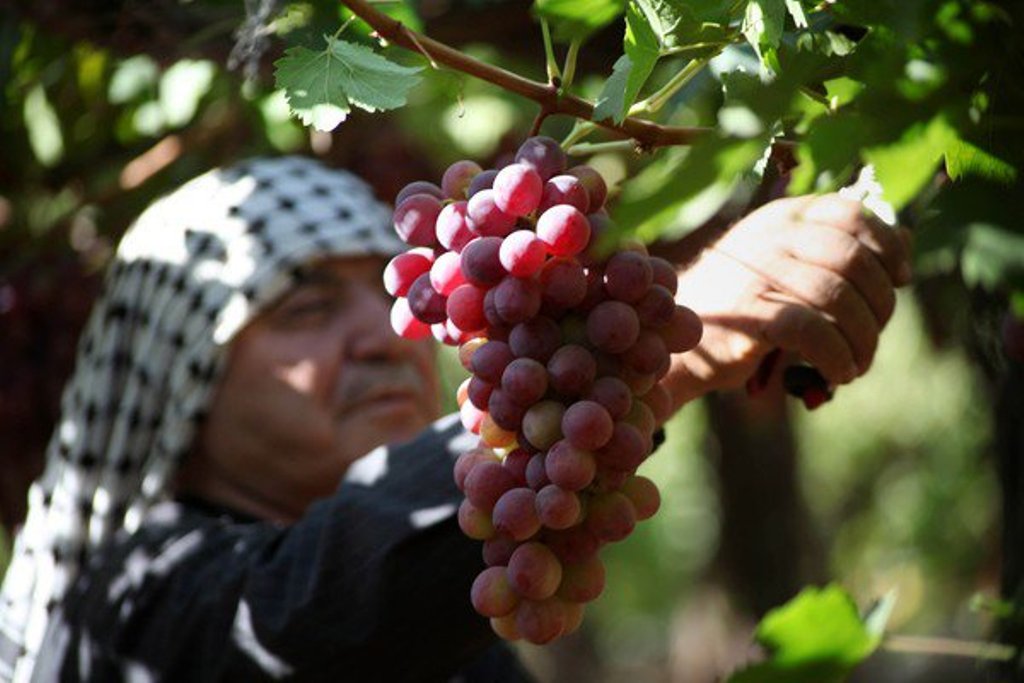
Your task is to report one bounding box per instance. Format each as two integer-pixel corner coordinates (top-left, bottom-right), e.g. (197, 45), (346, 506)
(0, 156), (910, 682)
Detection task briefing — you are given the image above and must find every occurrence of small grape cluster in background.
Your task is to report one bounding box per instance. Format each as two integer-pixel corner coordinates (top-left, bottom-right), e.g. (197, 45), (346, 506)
(384, 136), (701, 644)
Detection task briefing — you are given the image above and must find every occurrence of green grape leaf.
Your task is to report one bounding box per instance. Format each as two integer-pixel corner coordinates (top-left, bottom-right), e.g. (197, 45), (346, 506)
(945, 138), (1018, 184)
(864, 113), (957, 209)
(632, 0), (732, 48)
(742, 0), (785, 69)
(533, 0), (626, 42)
(274, 37), (423, 132)
(790, 113), (868, 194)
(726, 585), (879, 683)
(823, 77), (864, 107)
(613, 133), (770, 241)
(594, 55), (633, 123)
(594, 2), (660, 123)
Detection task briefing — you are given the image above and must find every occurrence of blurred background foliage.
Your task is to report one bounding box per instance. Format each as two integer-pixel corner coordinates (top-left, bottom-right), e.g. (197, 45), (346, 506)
(0, 1), (1019, 681)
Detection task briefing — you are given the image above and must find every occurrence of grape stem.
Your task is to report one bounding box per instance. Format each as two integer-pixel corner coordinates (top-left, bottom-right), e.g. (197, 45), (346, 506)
(339, 0), (710, 148)
(882, 635), (1016, 662)
(540, 18), (561, 85)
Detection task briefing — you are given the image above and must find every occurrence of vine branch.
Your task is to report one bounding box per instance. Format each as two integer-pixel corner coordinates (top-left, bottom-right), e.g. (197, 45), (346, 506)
(341, 0), (710, 148)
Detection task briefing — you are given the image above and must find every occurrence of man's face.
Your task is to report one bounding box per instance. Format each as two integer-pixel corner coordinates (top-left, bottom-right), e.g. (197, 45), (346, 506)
(189, 256), (440, 521)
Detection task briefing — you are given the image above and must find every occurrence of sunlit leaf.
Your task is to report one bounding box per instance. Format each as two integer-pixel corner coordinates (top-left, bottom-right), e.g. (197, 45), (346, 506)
(864, 113), (956, 209)
(785, 0), (808, 28)
(24, 84), (63, 167)
(742, 0), (785, 69)
(274, 36), (423, 131)
(727, 585), (879, 683)
(594, 2), (660, 123)
(533, 0), (626, 42)
(945, 138), (1018, 184)
(613, 133), (770, 241)
(159, 60), (216, 128)
(108, 55), (158, 104)
(633, 0), (732, 48)
(790, 113), (867, 194)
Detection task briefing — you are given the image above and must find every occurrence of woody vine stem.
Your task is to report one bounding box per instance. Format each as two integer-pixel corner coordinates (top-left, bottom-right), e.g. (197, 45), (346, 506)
(339, 0), (713, 149)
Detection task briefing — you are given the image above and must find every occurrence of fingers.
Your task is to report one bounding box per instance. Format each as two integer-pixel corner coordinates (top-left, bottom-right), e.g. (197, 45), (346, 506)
(772, 256), (881, 373)
(784, 225), (897, 326)
(758, 293), (858, 385)
(796, 195), (913, 287)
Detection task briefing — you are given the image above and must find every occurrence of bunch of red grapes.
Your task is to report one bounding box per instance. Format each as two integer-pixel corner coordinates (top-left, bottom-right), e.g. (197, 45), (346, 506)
(385, 136), (701, 644)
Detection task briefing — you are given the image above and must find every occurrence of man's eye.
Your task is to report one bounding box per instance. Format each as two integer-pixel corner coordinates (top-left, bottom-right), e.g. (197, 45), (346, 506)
(280, 294), (340, 321)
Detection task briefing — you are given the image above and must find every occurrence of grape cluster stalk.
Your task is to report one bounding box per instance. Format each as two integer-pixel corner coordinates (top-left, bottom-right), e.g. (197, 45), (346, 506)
(385, 136), (701, 644)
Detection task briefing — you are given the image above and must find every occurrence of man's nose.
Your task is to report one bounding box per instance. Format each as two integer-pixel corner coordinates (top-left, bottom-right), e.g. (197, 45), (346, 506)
(345, 285), (414, 361)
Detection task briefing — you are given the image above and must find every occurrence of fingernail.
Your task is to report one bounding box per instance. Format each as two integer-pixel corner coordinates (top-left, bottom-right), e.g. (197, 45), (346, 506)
(898, 262), (913, 284)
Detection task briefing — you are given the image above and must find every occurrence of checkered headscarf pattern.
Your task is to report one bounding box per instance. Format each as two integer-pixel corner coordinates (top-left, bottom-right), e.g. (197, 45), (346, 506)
(0, 156), (404, 682)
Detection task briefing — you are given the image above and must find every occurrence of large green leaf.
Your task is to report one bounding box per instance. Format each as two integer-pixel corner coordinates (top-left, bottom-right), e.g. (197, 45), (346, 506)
(945, 137), (1018, 184)
(613, 133), (770, 241)
(742, 0), (785, 70)
(863, 113), (957, 209)
(789, 113), (868, 194)
(594, 2), (660, 123)
(274, 36), (423, 132)
(727, 585), (880, 683)
(533, 0), (626, 42)
(633, 0), (732, 48)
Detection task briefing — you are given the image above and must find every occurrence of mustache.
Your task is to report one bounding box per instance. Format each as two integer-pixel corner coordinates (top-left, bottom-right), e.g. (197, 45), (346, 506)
(333, 362), (429, 413)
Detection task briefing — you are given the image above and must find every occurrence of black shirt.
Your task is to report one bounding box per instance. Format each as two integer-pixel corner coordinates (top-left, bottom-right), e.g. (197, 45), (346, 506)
(35, 415), (535, 682)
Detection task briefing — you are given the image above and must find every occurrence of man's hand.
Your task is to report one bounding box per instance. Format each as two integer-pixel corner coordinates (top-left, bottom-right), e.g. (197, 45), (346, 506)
(663, 193), (913, 408)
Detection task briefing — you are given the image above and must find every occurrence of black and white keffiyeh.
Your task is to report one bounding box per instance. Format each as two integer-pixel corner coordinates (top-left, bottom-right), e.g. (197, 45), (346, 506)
(0, 156), (404, 682)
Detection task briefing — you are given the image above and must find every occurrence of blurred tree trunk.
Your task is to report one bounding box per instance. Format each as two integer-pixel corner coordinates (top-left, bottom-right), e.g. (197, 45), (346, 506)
(706, 384), (828, 617)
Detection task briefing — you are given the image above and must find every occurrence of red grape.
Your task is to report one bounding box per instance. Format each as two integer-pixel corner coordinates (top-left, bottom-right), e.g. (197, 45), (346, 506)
(493, 163), (543, 217)
(446, 283), (487, 333)
(435, 201), (476, 252)
(536, 205), (591, 257)
(467, 189), (518, 238)
(393, 194), (442, 247)
(538, 175), (589, 214)
(507, 541), (562, 600)
(500, 230), (547, 277)
(471, 566), (519, 618)
(384, 251), (432, 297)
(493, 487), (542, 541)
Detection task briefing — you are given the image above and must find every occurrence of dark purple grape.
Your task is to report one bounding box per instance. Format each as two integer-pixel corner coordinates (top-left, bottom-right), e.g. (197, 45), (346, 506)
(603, 251), (653, 303)
(501, 357), (549, 406)
(586, 301), (640, 354)
(471, 340), (514, 384)
(395, 180), (444, 205)
(586, 376), (632, 420)
(509, 317), (561, 362)
(468, 169), (500, 198)
(546, 344), (596, 397)
(561, 400), (613, 451)
(649, 256), (678, 294)
(406, 272), (447, 324)
(461, 236), (506, 287)
(488, 388), (527, 431)
(539, 258), (587, 310)
(514, 136), (567, 181)
(493, 276), (542, 325)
